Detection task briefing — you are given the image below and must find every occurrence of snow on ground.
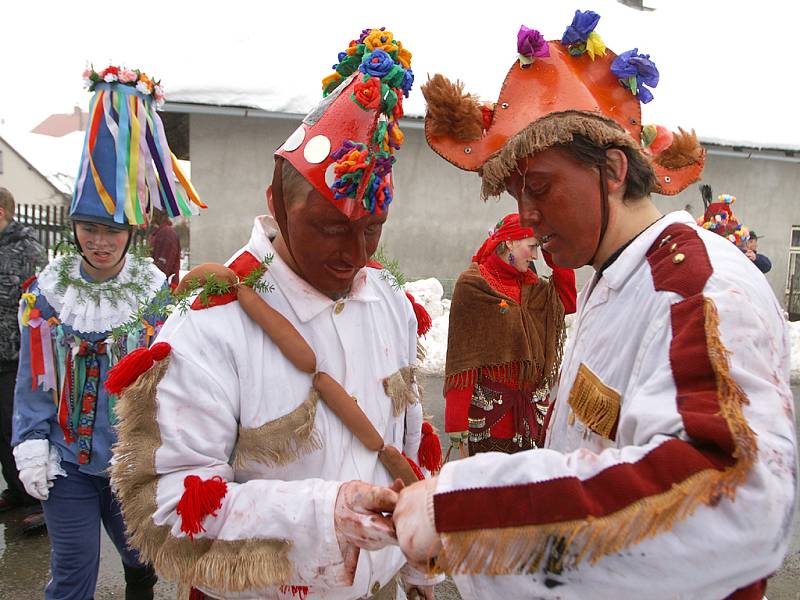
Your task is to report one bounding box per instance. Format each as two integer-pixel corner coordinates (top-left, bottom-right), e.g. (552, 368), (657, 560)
(405, 278), (450, 376)
(404, 277), (800, 383)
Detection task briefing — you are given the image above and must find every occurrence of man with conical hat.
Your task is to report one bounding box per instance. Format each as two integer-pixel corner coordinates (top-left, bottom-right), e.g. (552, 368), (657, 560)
(393, 10), (796, 598)
(110, 28), (441, 599)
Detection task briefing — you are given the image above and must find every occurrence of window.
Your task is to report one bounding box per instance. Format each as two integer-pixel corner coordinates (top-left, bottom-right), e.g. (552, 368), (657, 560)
(788, 225), (800, 319)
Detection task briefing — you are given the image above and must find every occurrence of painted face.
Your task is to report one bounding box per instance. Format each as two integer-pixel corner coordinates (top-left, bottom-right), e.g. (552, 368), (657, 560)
(284, 189), (387, 298)
(505, 146), (603, 269)
(74, 221), (130, 278)
(506, 236), (539, 272)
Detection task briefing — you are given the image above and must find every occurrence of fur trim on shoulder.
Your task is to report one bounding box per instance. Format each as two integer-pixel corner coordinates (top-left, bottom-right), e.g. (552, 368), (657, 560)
(422, 74), (484, 142)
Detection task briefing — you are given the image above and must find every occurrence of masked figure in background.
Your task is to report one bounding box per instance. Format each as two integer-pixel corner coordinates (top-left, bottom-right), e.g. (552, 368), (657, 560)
(394, 12), (795, 599)
(12, 66), (205, 600)
(444, 213), (575, 455)
(109, 28), (442, 600)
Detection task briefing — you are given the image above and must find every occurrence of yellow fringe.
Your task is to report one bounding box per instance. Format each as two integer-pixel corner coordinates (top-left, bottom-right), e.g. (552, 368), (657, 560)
(111, 358), (295, 592)
(436, 296), (758, 576)
(567, 363), (621, 440)
(232, 388), (321, 469)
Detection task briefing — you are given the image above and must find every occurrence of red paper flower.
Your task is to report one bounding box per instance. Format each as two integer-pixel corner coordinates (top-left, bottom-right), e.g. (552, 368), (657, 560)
(352, 76), (382, 110)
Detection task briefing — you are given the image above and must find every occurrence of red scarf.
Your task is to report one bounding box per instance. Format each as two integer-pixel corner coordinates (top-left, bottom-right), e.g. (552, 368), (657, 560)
(472, 213), (535, 265)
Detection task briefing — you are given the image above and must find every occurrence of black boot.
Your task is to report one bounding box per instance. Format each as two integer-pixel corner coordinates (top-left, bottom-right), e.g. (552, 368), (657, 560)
(123, 563), (158, 600)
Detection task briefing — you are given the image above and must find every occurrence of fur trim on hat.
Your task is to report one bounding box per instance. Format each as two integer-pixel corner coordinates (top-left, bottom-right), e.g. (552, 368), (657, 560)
(652, 128), (703, 170)
(422, 74), (484, 142)
(479, 111), (637, 199)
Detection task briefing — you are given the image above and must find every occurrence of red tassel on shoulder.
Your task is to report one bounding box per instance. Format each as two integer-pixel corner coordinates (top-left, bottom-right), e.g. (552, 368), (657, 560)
(403, 452), (425, 480)
(176, 474), (228, 539)
(418, 422), (443, 474)
(105, 342), (171, 394)
(405, 292), (432, 337)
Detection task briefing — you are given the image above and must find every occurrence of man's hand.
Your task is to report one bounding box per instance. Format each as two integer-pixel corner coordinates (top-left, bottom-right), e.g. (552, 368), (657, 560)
(394, 477), (442, 570)
(334, 479), (401, 551)
(745, 249), (757, 261)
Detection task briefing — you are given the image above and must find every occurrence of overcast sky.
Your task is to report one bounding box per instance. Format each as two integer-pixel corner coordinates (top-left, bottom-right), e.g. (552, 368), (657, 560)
(2, 0), (797, 147)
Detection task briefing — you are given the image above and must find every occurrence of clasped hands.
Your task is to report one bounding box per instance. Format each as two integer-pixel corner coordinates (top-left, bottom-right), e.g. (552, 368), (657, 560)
(334, 477), (442, 596)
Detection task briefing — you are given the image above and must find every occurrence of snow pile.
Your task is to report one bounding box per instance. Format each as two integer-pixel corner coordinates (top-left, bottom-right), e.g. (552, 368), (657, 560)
(790, 320), (800, 385)
(405, 278), (450, 376)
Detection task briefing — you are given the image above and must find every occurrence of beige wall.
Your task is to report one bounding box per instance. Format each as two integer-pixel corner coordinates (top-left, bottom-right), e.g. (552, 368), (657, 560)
(0, 138), (67, 207)
(188, 113), (797, 305)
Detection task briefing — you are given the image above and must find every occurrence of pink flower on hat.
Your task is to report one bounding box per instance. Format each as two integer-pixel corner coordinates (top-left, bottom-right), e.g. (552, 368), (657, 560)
(119, 68), (137, 83)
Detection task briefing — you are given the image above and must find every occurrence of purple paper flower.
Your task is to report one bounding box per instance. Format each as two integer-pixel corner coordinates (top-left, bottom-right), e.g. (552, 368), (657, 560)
(561, 9), (601, 45)
(373, 153), (395, 177)
(401, 68), (414, 97)
(360, 49), (395, 78)
(611, 49), (659, 103)
(517, 25), (550, 58)
(330, 140), (365, 161)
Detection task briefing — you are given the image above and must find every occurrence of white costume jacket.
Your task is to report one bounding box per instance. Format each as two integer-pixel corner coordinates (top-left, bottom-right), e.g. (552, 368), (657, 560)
(112, 217), (425, 599)
(433, 211), (797, 599)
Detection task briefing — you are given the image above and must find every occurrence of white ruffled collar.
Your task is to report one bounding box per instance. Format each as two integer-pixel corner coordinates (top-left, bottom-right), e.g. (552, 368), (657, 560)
(37, 253), (166, 334)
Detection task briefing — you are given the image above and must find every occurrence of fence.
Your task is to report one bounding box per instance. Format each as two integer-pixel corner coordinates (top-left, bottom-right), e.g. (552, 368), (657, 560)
(16, 203), (148, 256)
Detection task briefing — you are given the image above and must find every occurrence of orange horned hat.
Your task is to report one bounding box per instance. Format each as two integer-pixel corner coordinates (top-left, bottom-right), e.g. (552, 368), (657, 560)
(422, 10), (704, 199)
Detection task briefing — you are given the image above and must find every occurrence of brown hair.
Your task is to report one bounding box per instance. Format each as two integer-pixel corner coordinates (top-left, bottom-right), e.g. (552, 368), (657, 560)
(0, 187), (15, 218)
(559, 135), (655, 201)
(279, 160), (313, 207)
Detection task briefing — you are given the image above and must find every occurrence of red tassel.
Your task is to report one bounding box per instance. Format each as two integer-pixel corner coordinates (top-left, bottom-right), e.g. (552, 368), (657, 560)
(105, 342), (171, 394)
(279, 585), (310, 599)
(403, 452), (425, 480)
(418, 422), (443, 474)
(405, 292), (432, 337)
(176, 475), (228, 539)
(20, 275), (37, 292)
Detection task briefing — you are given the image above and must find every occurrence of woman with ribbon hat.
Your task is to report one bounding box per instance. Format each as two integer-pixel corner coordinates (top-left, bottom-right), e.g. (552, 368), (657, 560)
(393, 10), (795, 598)
(11, 65), (205, 600)
(444, 213), (575, 455)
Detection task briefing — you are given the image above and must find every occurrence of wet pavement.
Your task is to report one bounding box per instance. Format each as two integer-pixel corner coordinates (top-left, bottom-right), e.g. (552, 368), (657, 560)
(0, 379), (797, 599)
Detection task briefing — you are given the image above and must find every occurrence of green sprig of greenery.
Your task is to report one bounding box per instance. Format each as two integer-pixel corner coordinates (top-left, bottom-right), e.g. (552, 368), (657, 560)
(372, 245), (406, 290)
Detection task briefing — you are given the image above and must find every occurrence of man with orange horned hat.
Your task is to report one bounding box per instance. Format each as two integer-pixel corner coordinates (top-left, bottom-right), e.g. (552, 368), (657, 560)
(109, 28), (442, 600)
(393, 9), (796, 599)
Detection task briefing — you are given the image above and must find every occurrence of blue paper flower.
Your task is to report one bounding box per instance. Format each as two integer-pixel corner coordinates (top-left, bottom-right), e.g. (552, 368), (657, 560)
(360, 49), (395, 78)
(401, 68), (414, 97)
(561, 9), (601, 46)
(611, 49), (659, 104)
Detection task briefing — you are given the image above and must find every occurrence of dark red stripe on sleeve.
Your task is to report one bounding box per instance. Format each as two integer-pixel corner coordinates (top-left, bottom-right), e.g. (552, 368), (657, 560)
(670, 294), (735, 455)
(435, 438), (717, 532)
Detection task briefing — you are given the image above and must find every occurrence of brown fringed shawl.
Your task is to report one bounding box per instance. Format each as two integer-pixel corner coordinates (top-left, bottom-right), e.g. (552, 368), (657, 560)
(445, 264), (566, 392)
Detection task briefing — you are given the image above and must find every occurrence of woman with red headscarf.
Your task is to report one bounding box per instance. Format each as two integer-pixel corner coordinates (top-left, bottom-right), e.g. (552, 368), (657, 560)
(444, 213), (576, 455)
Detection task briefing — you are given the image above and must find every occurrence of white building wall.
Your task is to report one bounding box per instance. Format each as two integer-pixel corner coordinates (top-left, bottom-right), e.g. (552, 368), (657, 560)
(0, 138), (67, 207)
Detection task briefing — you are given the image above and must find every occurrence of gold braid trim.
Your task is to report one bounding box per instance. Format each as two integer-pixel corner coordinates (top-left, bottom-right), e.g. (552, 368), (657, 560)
(567, 364), (621, 440)
(383, 367), (420, 417)
(232, 388), (321, 469)
(435, 296), (757, 576)
(111, 358), (294, 591)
